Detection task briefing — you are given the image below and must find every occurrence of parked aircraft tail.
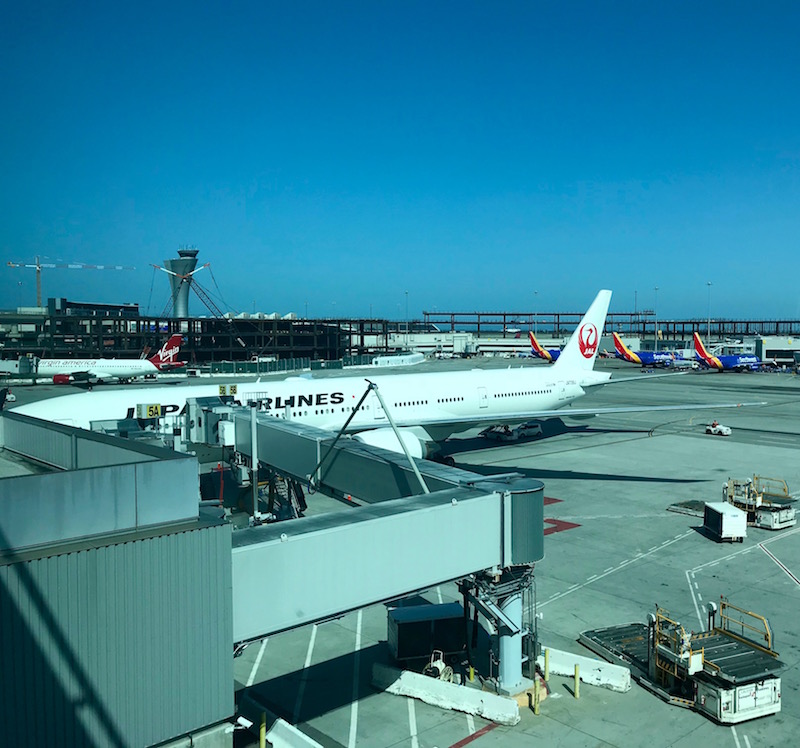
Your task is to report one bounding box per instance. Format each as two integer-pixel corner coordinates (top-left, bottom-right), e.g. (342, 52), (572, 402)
(149, 334), (185, 370)
(693, 332), (721, 369)
(528, 331), (555, 362)
(612, 332), (642, 364)
(552, 290), (611, 373)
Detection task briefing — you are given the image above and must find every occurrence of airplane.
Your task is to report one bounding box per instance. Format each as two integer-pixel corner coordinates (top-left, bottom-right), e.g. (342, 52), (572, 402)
(11, 291), (760, 458)
(35, 334), (186, 384)
(528, 331), (561, 362)
(693, 332), (763, 372)
(612, 332), (677, 368)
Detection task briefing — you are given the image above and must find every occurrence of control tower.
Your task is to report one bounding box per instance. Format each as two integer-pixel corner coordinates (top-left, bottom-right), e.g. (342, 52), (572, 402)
(164, 246), (199, 318)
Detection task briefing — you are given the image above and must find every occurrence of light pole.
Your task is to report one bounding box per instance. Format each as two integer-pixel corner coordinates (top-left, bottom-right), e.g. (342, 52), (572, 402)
(534, 290), (539, 335)
(405, 290), (409, 349)
(706, 281), (712, 340)
(654, 286), (659, 352)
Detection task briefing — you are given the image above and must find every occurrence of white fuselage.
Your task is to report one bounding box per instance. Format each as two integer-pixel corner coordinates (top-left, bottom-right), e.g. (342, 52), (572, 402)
(14, 366), (592, 434)
(36, 358), (160, 380)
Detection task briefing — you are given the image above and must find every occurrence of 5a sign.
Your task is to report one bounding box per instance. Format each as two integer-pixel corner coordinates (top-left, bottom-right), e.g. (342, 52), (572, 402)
(136, 403), (163, 419)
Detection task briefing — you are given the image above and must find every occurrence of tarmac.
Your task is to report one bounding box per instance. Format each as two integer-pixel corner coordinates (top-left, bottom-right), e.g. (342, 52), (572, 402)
(5, 360), (800, 747)
(231, 361), (800, 747)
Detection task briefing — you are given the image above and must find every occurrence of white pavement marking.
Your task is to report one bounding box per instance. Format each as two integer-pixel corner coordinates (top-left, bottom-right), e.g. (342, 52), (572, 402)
(743, 734), (752, 748)
(542, 530), (694, 607)
(292, 624), (318, 724)
(759, 543), (800, 586)
(348, 611), (363, 748)
(690, 525), (800, 574)
(731, 725), (742, 748)
(466, 713), (476, 735)
(686, 571), (704, 629)
(568, 514), (667, 520)
(408, 697), (419, 748)
(246, 638), (268, 687)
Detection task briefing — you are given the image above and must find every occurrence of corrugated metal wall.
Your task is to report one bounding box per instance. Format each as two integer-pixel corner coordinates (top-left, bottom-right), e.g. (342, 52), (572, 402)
(0, 521), (232, 748)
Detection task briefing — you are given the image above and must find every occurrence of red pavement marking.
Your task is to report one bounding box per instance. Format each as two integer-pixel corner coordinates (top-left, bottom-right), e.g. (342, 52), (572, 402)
(448, 722), (500, 747)
(543, 518), (581, 535)
(543, 496), (562, 505)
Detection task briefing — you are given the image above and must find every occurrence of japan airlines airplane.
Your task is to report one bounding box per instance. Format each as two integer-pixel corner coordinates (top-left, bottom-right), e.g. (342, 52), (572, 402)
(612, 333), (677, 368)
(693, 332), (763, 372)
(36, 334), (185, 384)
(528, 331), (561, 362)
(12, 291), (757, 457)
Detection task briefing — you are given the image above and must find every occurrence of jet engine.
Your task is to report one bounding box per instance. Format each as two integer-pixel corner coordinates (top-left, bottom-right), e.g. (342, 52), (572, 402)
(353, 428), (435, 459)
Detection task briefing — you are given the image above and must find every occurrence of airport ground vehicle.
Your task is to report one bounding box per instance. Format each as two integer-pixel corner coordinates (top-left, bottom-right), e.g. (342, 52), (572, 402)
(704, 502), (747, 542)
(480, 423), (543, 442)
(705, 421), (731, 436)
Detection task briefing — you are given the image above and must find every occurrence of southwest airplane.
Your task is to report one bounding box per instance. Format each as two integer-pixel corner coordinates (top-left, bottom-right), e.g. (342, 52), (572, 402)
(693, 332), (762, 372)
(36, 334), (185, 384)
(612, 332), (676, 368)
(528, 331), (561, 362)
(12, 291), (757, 457)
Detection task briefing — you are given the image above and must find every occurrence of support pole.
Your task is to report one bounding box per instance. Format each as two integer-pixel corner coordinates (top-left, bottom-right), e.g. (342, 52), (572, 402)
(544, 648), (549, 681)
(251, 404), (259, 518)
(308, 379), (431, 496)
(367, 380), (430, 495)
(259, 711), (266, 748)
(574, 664), (580, 699)
(497, 590), (523, 693)
(308, 382), (374, 488)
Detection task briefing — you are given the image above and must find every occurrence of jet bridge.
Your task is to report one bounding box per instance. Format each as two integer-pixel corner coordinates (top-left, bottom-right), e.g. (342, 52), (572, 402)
(206, 403), (544, 694)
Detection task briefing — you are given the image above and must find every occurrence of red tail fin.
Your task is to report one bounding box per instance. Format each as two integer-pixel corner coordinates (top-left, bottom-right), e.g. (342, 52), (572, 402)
(528, 331), (552, 361)
(149, 334), (184, 369)
(693, 332), (713, 361)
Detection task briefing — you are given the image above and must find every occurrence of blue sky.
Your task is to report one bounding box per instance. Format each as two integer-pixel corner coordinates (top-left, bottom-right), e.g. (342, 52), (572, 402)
(2, 1), (799, 320)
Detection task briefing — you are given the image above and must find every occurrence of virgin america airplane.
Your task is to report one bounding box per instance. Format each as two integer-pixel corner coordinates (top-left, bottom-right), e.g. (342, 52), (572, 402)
(35, 334), (185, 384)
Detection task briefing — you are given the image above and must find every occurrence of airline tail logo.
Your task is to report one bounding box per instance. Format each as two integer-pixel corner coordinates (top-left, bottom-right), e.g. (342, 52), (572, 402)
(612, 332), (641, 364)
(528, 331), (553, 361)
(151, 335), (184, 369)
(694, 332), (722, 369)
(578, 323), (598, 359)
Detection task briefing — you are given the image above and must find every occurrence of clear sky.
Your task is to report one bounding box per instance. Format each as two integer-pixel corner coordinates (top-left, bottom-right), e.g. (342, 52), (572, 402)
(2, 1), (799, 320)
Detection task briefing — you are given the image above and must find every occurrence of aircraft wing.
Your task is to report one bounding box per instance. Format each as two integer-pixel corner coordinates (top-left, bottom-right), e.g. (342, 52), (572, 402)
(64, 371), (96, 382)
(66, 369), (117, 383)
(583, 370), (689, 386)
(399, 400), (766, 438)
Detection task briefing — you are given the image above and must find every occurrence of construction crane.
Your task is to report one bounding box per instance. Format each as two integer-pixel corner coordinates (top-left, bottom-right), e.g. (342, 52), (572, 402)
(6, 256), (136, 306)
